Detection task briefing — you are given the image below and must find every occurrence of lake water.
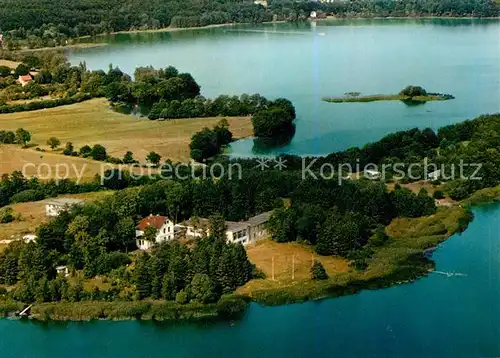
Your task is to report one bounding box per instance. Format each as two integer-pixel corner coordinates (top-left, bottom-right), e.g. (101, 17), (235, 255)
(1, 202), (499, 357)
(69, 19), (500, 157)
(3, 19), (496, 357)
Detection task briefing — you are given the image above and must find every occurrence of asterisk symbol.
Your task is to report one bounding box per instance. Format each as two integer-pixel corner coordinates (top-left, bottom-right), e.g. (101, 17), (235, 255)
(255, 158), (271, 170)
(274, 157), (287, 170)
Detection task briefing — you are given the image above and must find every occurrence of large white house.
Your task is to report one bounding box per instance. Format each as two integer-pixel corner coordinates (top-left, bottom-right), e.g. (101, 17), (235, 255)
(180, 211), (272, 246)
(45, 198), (84, 217)
(135, 215), (175, 250)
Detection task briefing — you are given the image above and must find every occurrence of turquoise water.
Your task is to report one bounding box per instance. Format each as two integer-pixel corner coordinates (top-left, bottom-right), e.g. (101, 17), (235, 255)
(69, 19), (500, 157)
(10, 19), (496, 357)
(1, 202), (499, 357)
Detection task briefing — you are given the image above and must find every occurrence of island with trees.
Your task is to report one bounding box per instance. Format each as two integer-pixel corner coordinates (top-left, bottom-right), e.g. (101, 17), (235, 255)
(323, 86), (455, 104)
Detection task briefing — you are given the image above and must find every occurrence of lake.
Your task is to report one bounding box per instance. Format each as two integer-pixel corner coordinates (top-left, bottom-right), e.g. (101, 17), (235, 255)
(2, 19), (496, 357)
(1, 201), (499, 357)
(68, 19), (500, 157)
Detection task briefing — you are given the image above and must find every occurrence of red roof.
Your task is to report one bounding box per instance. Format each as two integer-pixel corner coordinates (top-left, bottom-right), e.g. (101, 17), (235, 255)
(136, 215), (169, 231)
(19, 74), (32, 81)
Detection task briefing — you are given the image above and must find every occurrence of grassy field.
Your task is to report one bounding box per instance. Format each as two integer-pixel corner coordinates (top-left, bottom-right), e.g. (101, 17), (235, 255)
(0, 59), (20, 69)
(0, 98), (253, 163)
(0, 191), (113, 241)
(238, 206), (469, 304)
(0, 144), (115, 179)
(237, 239), (350, 296)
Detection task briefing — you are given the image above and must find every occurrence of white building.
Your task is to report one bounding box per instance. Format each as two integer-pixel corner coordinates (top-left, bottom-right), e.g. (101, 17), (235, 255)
(427, 169), (441, 181)
(22, 234), (37, 243)
(364, 169), (382, 180)
(254, 0), (268, 7)
(45, 198), (84, 217)
(56, 265), (69, 277)
(135, 215), (175, 250)
(181, 211), (272, 246)
(310, 11), (317, 18)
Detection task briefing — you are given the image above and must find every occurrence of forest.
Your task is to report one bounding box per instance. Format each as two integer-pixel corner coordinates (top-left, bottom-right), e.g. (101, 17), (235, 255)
(0, 110), (498, 309)
(0, 0), (498, 49)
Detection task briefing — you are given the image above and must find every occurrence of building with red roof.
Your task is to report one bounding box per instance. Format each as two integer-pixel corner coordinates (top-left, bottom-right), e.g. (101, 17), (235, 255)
(18, 74), (33, 87)
(135, 214), (175, 250)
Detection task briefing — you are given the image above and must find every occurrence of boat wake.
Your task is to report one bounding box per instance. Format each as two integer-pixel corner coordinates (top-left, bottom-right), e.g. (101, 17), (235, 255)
(431, 270), (468, 277)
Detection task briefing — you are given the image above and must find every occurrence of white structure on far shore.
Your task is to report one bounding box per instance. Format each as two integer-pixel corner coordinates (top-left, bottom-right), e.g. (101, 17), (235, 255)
(45, 198), (84, 217)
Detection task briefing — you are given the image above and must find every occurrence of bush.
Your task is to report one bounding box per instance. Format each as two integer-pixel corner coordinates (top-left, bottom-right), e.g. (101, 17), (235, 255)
(90, 144), (107, 161)
(433, 190), (445, 199)
(0, 207), (15, 223)
(175, 290), (188, 304)
(0, 130), (16, 144)
(10, 189), (46, 203)
(79, 145), (92, 157)
(310, 260), (328, 280)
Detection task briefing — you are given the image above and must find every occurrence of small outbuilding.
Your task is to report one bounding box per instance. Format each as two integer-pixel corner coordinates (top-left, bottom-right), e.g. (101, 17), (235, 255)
(56, 265), (69, 277)
(18, 74), (33, 87)
(45, 198), (84, 217)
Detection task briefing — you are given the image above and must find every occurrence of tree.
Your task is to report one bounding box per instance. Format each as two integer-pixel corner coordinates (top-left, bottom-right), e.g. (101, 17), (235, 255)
(310, 260), (328, 280)
(213, 119), (233, 146)
(79, 145), (92, 157)
(189, 128), (218, 162)
(47, 137), (61, 150)
(400, 85), (427, 97)
(252, 107), (294, 138)
(143, 226), (158, 243)
(208, 213), (227, 241)
(123, 151), (135, 164)
(90, 144), (107, 161)
(134, 252), (151, 299)
(188, 273), (215, 303)
(165, 182), (185, 223)
(114, 217), (135, 252)
(316, 210), (367, 257)
(15, 63), (30, 76)
(63, 142), (74, 155)
(175, 289), (188, 304)
(0, 66), (11, 77)
(15, 128), (31, 147)
(146, 151), (161, 166)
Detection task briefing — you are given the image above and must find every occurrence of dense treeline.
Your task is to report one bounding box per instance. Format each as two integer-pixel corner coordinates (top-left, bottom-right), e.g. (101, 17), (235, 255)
(0, 171), (100, 207)
(189, 119), (233, 162)
(1, 0), (497, 49)
(0, 113), (498, 306)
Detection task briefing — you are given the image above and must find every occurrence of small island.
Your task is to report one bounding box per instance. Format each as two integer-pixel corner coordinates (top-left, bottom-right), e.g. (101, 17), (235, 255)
(323, 86), (455, 103)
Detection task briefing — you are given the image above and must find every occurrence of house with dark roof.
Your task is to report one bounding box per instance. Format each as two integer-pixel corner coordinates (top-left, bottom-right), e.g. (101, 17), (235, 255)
(135, 214), (175, 250)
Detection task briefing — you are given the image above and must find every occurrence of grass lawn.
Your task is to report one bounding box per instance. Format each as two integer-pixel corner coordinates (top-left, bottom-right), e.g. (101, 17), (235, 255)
(0, 98), (253, 163)
(0, 191), (114, 241)
(237, 239), (350, 295)
(0, 144), (117, 179)
(0, 59), (20, 69)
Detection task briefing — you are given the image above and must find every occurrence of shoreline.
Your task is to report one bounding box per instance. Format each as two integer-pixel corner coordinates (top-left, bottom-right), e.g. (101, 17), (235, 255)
(0, 200), (488, 322)
(10, 16), (499, 52)
(76, 15), (499, 39)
